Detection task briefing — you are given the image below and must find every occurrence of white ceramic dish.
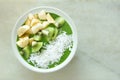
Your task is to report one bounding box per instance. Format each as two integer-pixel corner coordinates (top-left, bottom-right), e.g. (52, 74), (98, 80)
(11, 6), (77, 73)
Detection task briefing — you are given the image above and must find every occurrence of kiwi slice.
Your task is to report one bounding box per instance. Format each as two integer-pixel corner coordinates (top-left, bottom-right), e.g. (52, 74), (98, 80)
(23, 46), (31, 59)
(32, 42), (43, 53)
(42, 27), (55, 41)
(48, 27), (54, 40)
(55, 17), (65, 27)
(33, 35), (41, 41)
(52, 28), (58, 40)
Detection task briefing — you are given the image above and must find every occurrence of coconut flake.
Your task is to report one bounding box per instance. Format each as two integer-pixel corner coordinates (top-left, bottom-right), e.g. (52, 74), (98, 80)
(28, 32), (73, 68)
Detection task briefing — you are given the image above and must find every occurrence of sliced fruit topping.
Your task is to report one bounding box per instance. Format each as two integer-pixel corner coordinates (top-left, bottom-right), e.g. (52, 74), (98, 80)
(28, 13), (34, 21)
(16, 36), (29, 48)
(32, 42), (43, 53)
(23, 45), (31, 59)
(46, 13), (55, 23)
(33, 35), (41, 41)
(30, 18), (41, 26)
(55, 17), (65, 27)
(31, 23), (43, 34)
(17, 25), (30, 37)
(52, 28), (58, 40)
(38, 10), (47, 20)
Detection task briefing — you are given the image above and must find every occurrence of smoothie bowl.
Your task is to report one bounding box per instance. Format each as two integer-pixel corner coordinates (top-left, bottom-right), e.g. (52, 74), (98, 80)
(12, 6), (77, 73)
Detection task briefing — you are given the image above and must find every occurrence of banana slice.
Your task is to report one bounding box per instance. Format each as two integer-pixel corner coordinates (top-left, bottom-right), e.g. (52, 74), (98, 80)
(38, 10), (47, 20)
(19, 33), (29, 40)
(34, 14), (38, 19)
(25, 13), (35, 26)
(17, 25), (30, 37)
(16, 36), (29, 48)
(42, 21), (49, 28)
(31, 19), (40, 26)
(32, 41), (37, 46)
(29, 38), (34, 45)
(26, 29), (33, 34)
(28, 13), (34, 21)
(42, 30), (49, 36)
(31, 23), (43, 34)
(25, 18), (31, 26)
(46, 13), (55, 23)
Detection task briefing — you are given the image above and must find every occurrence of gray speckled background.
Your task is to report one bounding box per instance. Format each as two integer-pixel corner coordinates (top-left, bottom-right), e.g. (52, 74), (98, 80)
(0, 0), (120, 80)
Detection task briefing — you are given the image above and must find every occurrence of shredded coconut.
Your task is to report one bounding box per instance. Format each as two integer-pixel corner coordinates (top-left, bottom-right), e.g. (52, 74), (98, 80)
(28, 32), (73, 68)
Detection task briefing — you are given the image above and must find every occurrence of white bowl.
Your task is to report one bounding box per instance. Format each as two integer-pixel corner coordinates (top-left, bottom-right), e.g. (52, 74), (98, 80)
(11, 6), (77, 73)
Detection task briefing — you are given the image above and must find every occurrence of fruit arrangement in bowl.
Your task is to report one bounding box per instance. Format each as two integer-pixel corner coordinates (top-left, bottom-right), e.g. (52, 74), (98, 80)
(12, 7), (77, 73)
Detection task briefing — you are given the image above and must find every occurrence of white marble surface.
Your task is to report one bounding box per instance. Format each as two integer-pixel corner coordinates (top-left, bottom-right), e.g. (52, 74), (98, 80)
(0, 0), (120, 80)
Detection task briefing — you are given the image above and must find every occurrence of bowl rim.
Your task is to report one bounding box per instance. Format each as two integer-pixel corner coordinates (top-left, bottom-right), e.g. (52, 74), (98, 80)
(11, 6), (77, 73)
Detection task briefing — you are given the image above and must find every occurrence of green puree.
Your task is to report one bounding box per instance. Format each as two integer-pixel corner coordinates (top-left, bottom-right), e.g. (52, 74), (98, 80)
(48, 13), (73, 68)
(17, 12), (73, 69)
